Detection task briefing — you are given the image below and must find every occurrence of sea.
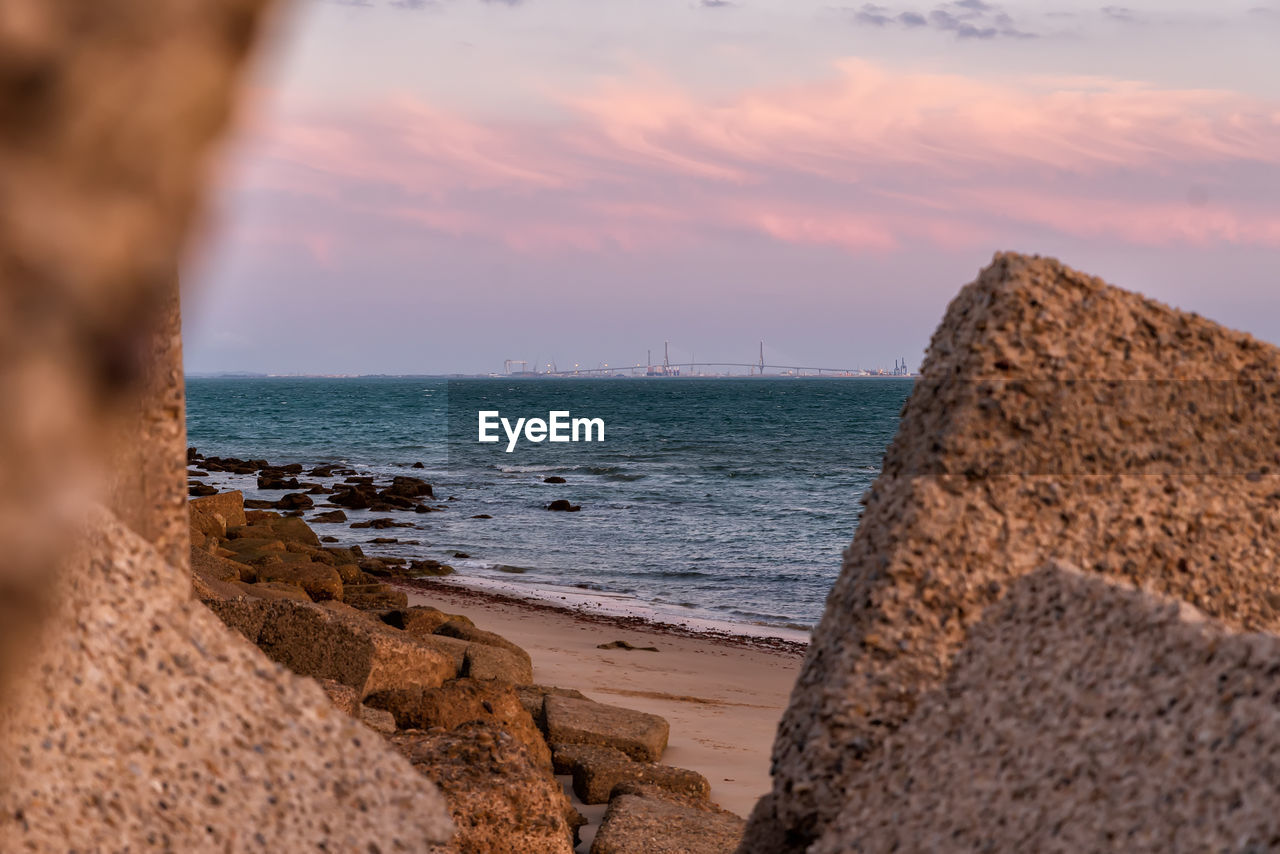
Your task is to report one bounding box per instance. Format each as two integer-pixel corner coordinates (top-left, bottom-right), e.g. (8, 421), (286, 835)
(186, 377), (912, 639)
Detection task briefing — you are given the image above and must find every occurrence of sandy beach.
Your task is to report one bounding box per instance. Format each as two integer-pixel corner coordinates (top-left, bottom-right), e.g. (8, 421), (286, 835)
(396, 579), (805, 822)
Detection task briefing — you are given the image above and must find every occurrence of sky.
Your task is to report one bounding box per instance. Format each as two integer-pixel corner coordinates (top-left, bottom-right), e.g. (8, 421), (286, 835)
(182, 0), (1280, 375)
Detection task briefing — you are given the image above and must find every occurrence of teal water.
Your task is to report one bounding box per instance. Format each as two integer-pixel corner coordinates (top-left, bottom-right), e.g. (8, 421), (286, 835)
(186, 378), (911, 632)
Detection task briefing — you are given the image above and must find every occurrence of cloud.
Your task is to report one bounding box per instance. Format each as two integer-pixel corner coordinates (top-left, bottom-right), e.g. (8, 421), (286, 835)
(227, 60), (1280, 263)
(699, 0), (736, 7)
(480, 0), (525, 5)
(390, 0), (433, 9)
(849, 1), (1037, 39)
(1101, 5), (1137, 22)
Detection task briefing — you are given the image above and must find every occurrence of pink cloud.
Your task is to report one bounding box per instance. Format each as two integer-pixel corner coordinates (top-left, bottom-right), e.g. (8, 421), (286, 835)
(217, 59), (1280, 263)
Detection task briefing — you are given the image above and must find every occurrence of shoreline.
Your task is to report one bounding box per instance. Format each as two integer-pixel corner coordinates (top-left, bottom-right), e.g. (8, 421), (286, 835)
(394, 576), (811, 656)
(396, 578), (805, 822)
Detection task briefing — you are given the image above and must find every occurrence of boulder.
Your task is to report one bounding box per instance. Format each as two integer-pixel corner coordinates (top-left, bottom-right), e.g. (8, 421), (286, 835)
(186, 491), (247, 537)
(813, 563), (1280, 854)
(392, 722), (576, 854)
(204, 596), (454, 699)
(344, 583), (410, 611)
(255, 562), (344, 602)
(244, 581), (312, 602)
(1, 507), (451, 851)
(263, 515), (321, 547)
(436, 620), (532, 671)
(398, 605), (466, 637)
(591, 791), (744, 854)
(189, 491), (248, 529)
(543, 476), (566, 484)
(366, 679), (552, 772)
(274, 492), (314, 511)
(318, 678), (360, 717)
(465, 643), (534, 685)
(545, 499), (581, 512)
(188, 482), (218, 497)
(190, 547), (251, 584)
(516, 684), (589, 729)
(544, 696), (668, 762)
(553, 743), (709, 805)
(311, 509), (348, 524)
(360, 705), (397, 735)
(745, 253), (1280, 852)
(257, 473), (300, 490)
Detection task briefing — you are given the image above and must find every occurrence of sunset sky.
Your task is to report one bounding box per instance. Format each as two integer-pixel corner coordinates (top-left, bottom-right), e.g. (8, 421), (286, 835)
(183, 0), (1280, 374)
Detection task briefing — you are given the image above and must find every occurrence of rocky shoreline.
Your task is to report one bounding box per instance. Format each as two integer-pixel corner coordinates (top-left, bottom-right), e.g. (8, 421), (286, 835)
(189, 476), (749, 852)
(188, 447), (809, 654)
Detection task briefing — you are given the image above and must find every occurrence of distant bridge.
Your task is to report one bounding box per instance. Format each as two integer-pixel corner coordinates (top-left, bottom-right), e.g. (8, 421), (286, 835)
(515, 362), (907, 377)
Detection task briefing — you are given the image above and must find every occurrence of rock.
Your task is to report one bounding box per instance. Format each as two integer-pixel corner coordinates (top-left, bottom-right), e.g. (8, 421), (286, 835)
(188, 482), (218, 497)
(382, 475), (434, 499)
(204, 596), (454, 699)
(598, 640), (659, 652)
(256, 562), (344, 602)
(366, 679), (552, 771)
(318, 678), (360, 716)
(333, 563), (362, 584)
(452, 551), (471, 559)
(257, 473), (300, 490)
(262, 515), (321, 547)
(591, 791), (744, 854)
(471, 514), (492, 519)
(545, 499), (581, 512)
(410, 558), (455, 576)
(745, 253), (1280, 852)
(412, 461), (425, 468)
(274, 492), (314, 511)
(244, 581), (313, 602)
(437, 620), (533, 671)
(544, 696), (668, 762)
(465, 643), (535, 685)
(243, 498), (276, 509)
(2, 507), (451, 852)
(309, 464), (339, 478)
(413, 635), (471, 678)
(516, 685), (589, 729)
(189, 491), (247, 539)
(343, 583), (410, 611)
(360, 704), (397, 735)
(393, 722), (576, 854)
(553, 744), (709, 805)
(351, 517), (412, 530)
(190, 547), (251, 585)
(321, 535), (339, 543)
(543, 476), (567, 484)
(812, 563), (1280, 854)
(397, 606), (463, 636)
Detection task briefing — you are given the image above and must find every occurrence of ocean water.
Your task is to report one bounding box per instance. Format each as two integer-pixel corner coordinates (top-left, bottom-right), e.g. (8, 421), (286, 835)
(186, 377), (911, 635)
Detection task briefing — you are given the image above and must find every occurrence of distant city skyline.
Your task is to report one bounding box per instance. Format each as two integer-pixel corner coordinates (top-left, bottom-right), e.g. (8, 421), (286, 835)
(183, 0), (1280, 375)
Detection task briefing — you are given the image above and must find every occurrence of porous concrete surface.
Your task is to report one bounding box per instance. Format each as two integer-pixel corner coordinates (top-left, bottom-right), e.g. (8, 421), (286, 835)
(553, 743), (710, 805)
(545, 695), (670, 762)
(465, 641), (535, 684)
(0, 506), (451, 850)
(813, 562), (1280, 853)
(367, 679), (553, 772)
(592, 791), (745, 854)
(745, 253), (1280, 852)
(394, 722), (577, 854)
(206, 595), (455, 698)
